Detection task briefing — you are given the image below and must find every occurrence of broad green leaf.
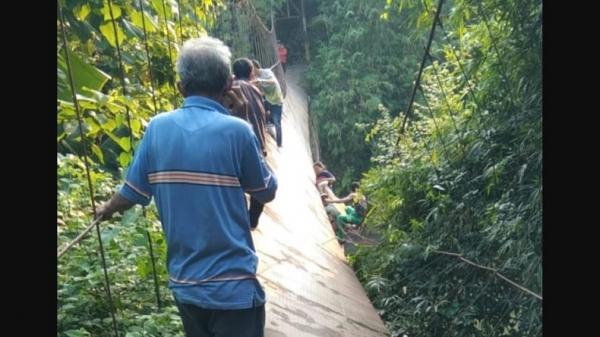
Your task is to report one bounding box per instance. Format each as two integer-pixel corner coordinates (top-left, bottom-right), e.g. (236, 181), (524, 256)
(64, 329), (91, 337)
(74, 4), (91, 21)
(83, 89), (110, 107)
(99, 22), (125, 48)
(57, 106), (76, 120)
(102, 119), (117, 132)
(57, 50), (111, 101)
(85, 117), (102, 136)
(118, 137), (131, 152)
(119, 151), (132, 167)
(129, 9), (158, 33)
(122, 19), (142, 38)
(152, 0), (171, 20)
(104, 130), (122, 146)
(91, 144), (104, 164)
(101, 1), (122, 21)
(131, 118), (141, 134)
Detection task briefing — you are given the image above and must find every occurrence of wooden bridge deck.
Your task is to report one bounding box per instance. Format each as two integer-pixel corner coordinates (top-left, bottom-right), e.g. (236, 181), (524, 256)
(252, 66), (389, 337)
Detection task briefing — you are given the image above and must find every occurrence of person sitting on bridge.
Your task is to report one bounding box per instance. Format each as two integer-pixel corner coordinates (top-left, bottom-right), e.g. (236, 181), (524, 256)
(320, 192), (353, 243)
(320, 192), (342, 222)
(313, 161), (336, 195)
(94, 36), (277, 337)
(335, 182), (368, 233)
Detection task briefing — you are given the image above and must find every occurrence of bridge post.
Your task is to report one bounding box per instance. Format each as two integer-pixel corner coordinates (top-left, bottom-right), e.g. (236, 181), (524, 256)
(300, 0), (310, 62)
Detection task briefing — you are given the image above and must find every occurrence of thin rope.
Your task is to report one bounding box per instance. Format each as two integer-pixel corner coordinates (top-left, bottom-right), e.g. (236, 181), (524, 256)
(109, 0), (162, 309)
(176, 0), (184, 41)
(160, 0), (179, 107)
(138, 0), (161, 115)
(191, 0), (201, 36)
(58, 2), (120, 335)
(419, 85), (451, 159)
(434, 250), (542, 300)
(396, 0), (445, 146)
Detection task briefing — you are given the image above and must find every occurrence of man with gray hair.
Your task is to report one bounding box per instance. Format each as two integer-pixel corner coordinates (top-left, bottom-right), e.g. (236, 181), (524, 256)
(94, 36), (276, 337)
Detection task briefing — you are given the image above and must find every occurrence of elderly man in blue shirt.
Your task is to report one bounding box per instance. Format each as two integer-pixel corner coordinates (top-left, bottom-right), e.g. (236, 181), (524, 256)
(95, 36), (277, 337)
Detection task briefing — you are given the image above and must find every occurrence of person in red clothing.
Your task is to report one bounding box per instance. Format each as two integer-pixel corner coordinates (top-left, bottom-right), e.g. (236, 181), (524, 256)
(277, 41), (288, 72)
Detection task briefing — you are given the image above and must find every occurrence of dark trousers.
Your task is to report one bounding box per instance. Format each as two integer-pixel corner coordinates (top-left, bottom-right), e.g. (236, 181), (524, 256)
(270, 104), (283, 147)
(175, 299), (265, 337)
(264, 100), (273, 124)
(249, 197), (265, 229)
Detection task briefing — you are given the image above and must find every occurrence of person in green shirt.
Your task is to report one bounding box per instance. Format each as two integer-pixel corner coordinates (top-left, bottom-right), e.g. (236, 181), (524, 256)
(251, 60), (284, 148)
(334, 182), (368, 241)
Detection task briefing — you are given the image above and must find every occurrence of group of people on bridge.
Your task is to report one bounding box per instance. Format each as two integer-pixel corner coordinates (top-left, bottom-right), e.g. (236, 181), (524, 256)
(89, 34), (352, 337)
(313, 161), (368, 244)
(228, 56), (285, 229)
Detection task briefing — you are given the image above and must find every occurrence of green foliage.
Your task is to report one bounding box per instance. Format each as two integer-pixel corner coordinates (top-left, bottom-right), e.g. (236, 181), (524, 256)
(348, 0), (542, 336)
(57, 1), (225, 335)
(306, 0), (426, 192)
(58, 0), (224, 173)
(208, 0), (287, 60)
(250, 0), (288, 25)
(58, 154), (178, 337)
(57, 48), (112, 102)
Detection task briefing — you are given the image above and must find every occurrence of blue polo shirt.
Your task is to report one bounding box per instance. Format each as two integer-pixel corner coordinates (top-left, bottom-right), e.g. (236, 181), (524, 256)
(118, 96), (277, 310)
